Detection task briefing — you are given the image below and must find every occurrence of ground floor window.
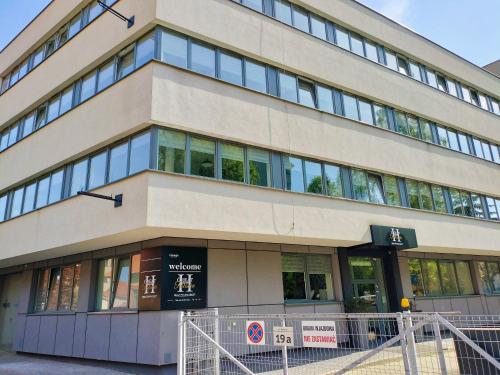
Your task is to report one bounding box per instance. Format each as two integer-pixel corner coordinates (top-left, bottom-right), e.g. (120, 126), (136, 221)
(478, 261), (500, 294)
(408, 258), (474, 297)
(95, 254), (140, 310)
(282, 253), (334, 301)
(33, 264), (81, 312)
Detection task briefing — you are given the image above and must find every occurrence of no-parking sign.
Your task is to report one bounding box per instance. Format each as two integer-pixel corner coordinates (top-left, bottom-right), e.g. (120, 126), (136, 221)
(246, 321), (266, 345)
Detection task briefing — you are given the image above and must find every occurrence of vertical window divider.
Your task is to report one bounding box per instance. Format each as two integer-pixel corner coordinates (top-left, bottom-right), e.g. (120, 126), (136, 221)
(104, 147), (111, 184)
(154, 26), (162, 61)
(216, 140), (222, 180)
(185, 133), (192, 175)
(126, 137), (132, 176)
(244, 146), (250, 184)
(187, 37), (193, 70)
(149, 127), (159, 170)
(215, 48), (221, 79)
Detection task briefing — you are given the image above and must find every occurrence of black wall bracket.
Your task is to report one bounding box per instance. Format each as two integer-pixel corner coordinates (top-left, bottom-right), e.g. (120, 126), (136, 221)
(77, 191), (123, 207)
(97, 0), (135, 28)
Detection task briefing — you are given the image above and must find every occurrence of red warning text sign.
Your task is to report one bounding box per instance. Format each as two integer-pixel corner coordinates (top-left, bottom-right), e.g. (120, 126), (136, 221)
(301, 321), (337, 348)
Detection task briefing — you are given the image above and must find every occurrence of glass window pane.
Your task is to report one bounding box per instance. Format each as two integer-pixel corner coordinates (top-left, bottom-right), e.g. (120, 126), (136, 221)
(0, 130), (8, 151)
(22, 112), (36, 138)
(307, 255), (334, 300)
(419, 120), (433, 142)
(407, 116), (419, 138)
(397, 57), (409, 75)
(449, 188), (463, 215)
(279, 72), (297, 102)
(436, 75), (447, 92)
(421, 260), (442, 296)
(220, 52), (243, 85)
(58, 266), (75, 311)
(471, 193), (485, 218)
(436, 126), (449, 147)
(373, 104), (389, 129)
(48, 169), (64, 204)
(461, 191), (473, 217)
(136, 32), (155, 67)
(292, 7), (309, 33)
(446, 130), (459, 151)
(446, 78), (458, 96)
(158, 129), (186, 173)
(470, 90), (480, 106)
(350, 34), (364, 56)
(479, 94), (489, 110)
(242, 0), (262, 11)
(88, 1), (103, 22)
(488, 262), (500, 293)
(310, 15), (326, 39)
(97, 60), (115, 92)
(80, 71), (97, 102)
(383, 175), (400, 206)
(492, 100), (500, 115)
(284, 156), (304, 193)
(112, 258), (130, 308)
(221, 143), (245, 182)
(486, 197), (498, 220)
(129, 254), (140, 309)
(426, 70), (437, 88)
(458, 133), (470, 154)
(478, 262), (491, 294)
(191, 41), (216, 77)
(248, 148), (270, 187)
(409, 62), (421, 81)
(298, 80), (315, 107)
(419, 182), (433, 210)
(32, 47), (44, 68)
(358, 100), (373, 125)
(304, 160), (323, 194)
(473, 138), (484, 158)
(408, 259), (424, 296)
(385, 50), (397, 70)
(406, 180), (420, 209)
(394, 111), (408, 135)
(45, 37), (56, 58)
(0, 195), (7, 222)
(351, 169), (369, 202)
(9, 67), (19, 86)
(324, 164), (342, 197)
(96, 258), (113, 310)
(316, 85), (333, 113)
(343, 94), (359, 120)
(46, 268), (61, 310)
(10, 187), (24, 218)
(35, 105), (47, 129)
(23, 182), (37, 214)
(108, 142), (129, 183)
(274, 0), (292, 24)
(68, 14), (82, 38)
(7, 124), (19, 147)
(59, 86), (74, 115)
(364, 40), (378, 62)
(492, 145), (500, 163)
(56, 26), (69, 48)
(88, 151), (107, 189)
(461, 86), (471, 103)
(282, 254), (306, 300)
(70, 159), (88, 196)
(244, 60), (267, 93)
(482, 142), (493, 161)
(36, 176), (50, 209)
(438, 261), (459, 295)
(456, 261), (474, 295)
(190, 137), (216, 178)
(35, 269), (50, 312)
(335, 27), (350, 50)
(47, 95), (60, 122)
(71, 264), (81, 311)
(367, 174), (384, 204)
(129, 132), (151, 174)
(117, 47), (135, 80)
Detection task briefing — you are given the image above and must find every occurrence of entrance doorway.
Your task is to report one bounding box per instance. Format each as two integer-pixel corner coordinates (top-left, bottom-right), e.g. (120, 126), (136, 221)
(0, 273), (22, 351)
(349, 257), (389, 313)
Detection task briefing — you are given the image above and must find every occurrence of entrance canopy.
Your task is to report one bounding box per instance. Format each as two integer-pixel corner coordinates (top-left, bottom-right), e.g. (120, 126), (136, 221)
(344, 225), (418, 251)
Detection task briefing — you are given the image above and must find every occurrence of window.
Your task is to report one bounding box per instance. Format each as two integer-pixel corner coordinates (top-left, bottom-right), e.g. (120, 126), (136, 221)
(461, 191), (473, 217)
(436, 75), (447, 92)
(406, 116), (419, 138)
(456, 261), (474, 295)
(0, 130), (8, 151)
(284, 156), (304, 193)
(68, 14), (82, 38)
(97, 59), (115, 92)
(298, 79), (315, 107)
(292, 6), (309, 33)
(242, 0), (262, 11)
(373, 104), (389, 129)
(56, 25), (69, 48)
(35, 176), (50, 209)
(310, 15), (326, 39)
(436, 125), (449, 147)
(406, 180), (420, 209)
(409, 61), (421, 81)
(478, 94), (489, 110)
(471, 193), (485, 218)
(397, 56), (409, 75)
(248, 148), (270, 187)
(279, 72), (298, 102)
(438, 261), (458, 295)
(117, 46), (135, 79)
(108, 142), (129, 183)
(394, 111), (408, 135)
(351, 169), (369, 202)
(48, 170), (64, 204)
(1, 75), (9, 92)
(304, 160), (323, 194)
(7, 124), (19, 147)
(0, 195), (7, 222)
(383, 175), (400, 206)
(47, 95), (61, 122)
(221, 143), (245, 182)
(343, 94), (359, 121)
(446, 78), (458, 96)
(95, 255), (140, 310)
(358, 100), (373, 125)
(70, 159), (88, 196)
(385, 50), (397, 70)
(244, 59), (267, 93)
(316, 85), (333, 113)
(324, 164), (342, 197)
(88, 151), (107, 189)
(220, 52), (243, 85)
(419, 182), (433, 210)
(34, 264), (80, 312)
(478, 262), (500, 294)
(158, 129), (186, 173)
(364, 40), (378, 62)
(482, 141), (493, 161)
(191, 41), (216, 77)
(59, 86), (74, 115)
(135, 32), (155, 68)
(80, 70), (97, 102)
(447, 130), (460, 151)
(129, 132), (151, 174)
(335, 27), (350, 50)
(282, 253), (334, 301)
(419, 120), (433, 142)
(190, 137), (216, 178)
(473, 138), (484, 158)
(10, 187), (24, 218)
(461, 86), (471, 103)
(470, 90), (480, 106)
(492, 146), (500, 163)
(449, 188), (463, 215)
(23, 182), (37, 214)
(32, 46), (44, 69)
(274, 0), (292, 24)
(44, 37), (57, 58)
(492, 100), (500, 115)
(408, 259), (424, 296)
(350, 34), (364, 56)
(421, 260), (442, 296)
(426, 69), (437, 88)
(458, 133), (470, 154)
(486, 197), (498, 220)
(35, 105), (47, 129)
(9, 67), (19, 86)
(88, 1), (103, 22)
(367, 174), (384, 204)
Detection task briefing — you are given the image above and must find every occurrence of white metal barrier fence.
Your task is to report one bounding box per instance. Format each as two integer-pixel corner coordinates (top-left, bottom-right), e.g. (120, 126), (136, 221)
(178, 310), (500, 375)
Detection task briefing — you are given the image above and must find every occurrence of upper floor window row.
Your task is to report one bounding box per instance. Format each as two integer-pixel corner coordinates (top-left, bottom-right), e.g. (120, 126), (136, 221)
(232, 0), (500, 117)
(0, 0), (118, 96)
(2, 125), (500, 225)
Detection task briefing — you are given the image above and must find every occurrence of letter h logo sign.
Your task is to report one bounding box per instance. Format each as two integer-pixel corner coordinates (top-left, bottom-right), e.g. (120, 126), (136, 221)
(144, 275), (157, 294)
(176, 274), (193, 293)
(390, 228), (402, 243)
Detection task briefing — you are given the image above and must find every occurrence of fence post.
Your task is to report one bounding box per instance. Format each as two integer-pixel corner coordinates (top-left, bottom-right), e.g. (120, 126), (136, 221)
(403, 311), (419, 375)
(177, 311), (185, 375)
(281, 318), (289, 375)
(397, 313), (411, 375)
(213, 308), (220, 375)
(432, 315), (448, 375)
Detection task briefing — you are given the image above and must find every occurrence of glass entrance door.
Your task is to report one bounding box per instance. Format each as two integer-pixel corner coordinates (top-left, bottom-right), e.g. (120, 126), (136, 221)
(348, 257), (389, 313)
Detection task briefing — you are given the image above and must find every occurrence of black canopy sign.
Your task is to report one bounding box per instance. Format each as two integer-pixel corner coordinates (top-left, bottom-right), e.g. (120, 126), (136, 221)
(370, 225), (418, 250)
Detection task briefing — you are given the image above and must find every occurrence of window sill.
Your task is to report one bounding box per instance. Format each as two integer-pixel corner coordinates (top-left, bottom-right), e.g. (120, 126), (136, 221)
(413, 294), (479, 300)
(87, 309), (139, 315)
(284, 299), (339, 306)
(28, 311), (76, 316)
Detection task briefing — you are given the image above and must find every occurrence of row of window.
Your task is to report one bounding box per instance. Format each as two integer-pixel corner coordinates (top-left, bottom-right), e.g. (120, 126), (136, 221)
(409, 258), (474, 297)
(232, 0), (500, 116)
(34, 264), (81, 313)
(478, 261), (500, 295)
(0, 31), (155, 153)
(0, 0), (118, 95)
(2, 126), (500, 224)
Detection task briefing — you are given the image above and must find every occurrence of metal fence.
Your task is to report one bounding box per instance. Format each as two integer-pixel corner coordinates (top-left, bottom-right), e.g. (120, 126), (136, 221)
(178, 310), (500, 375)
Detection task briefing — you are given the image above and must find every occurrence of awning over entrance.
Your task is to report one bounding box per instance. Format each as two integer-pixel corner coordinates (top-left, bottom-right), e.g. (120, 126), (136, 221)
(344, 225), (418, 251)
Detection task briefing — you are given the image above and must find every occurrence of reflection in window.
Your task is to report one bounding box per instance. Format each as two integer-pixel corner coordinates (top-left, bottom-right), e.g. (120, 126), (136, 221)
(358, 100), (373, 125)
(292, 6), (309, 33)
(421, 260), (442, 296)
(34, 264), (80, 312)
(419, 182), (433, 210)
(47, 95), (61, 122)
(449, 188), (463, 215)
(36, 177), (50, 209)
(191, 42), (216, 77)
(190, 137), (216, 178)
(80, 71), (97, 102)
(10, 187), (24, 218)
(436, 75), (447, 92)
(279, 72), (298, 102)
(373, 104), (389, 129)
(160, 31), (188, 69)
(242, 0), (262, 11)
(0, 195), (7, 222)
(324, 164), (342, 197)
(447, 130), (460, 151)
(394, 111), (408, 135)
(97, 60), (115, 92)
(432, 185), (446, 213)
(436, 126), (449, 147)
(158, 129), (186, 174)
(220, 52), (243, 85)
(298, 80), (315, 107)
(409, 61), (421, 81)
(88, 151), (107, 189)
(335, 27), (350, 50)
(343, 94), (359, 121)
(59, 86), (74, 115)
(350, 34), (364, 56)
(456, 261), (474, 295)
(426, 70), (437, 88)
(438, 261), (458, 295)
(461, 191), (473, 217)
(471, 193), (485, 218)
(22, 112), (36, 138)
(274, 0), (292, 24)
(221, 143), (245, 182)
(310, 15), (326, 39)
(108, 143), (129, 183)
(482, 142), (493, 161)
(408, 259), (424, 296)
(397, 57), (409, 75)
(35, 105), (47, 129)
(285, 156), (304, 193)
(419, 120), (433, 142)
(129, 132), (151, 175)
(117, 47), (135, 79)
(316, 85), (333, 113)
(407, 180), (420, 209)
(367, 174), (384, 204)
(385, 50), (397, 70)
(407, 116), (419, 138)
(383, 176), (400, 206)
(446, 78), (458, 96)
(48, 170), (64, 204)
(244, 60), (267, 93)
(70, 159), (88, 196)
(248, 148), (270, 187)
(364, 40), (378, 62)
(351, 169), (368, 202)
(23, 183), (37, 214)
(304, 161), (323, 194)
(136, 32), (155, 68)
(478, 262), (500, 294)
(68, 14), (82, 39)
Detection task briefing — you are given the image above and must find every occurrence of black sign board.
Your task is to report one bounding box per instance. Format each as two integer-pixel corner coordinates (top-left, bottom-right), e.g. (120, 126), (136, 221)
(162, 247), (207, 310)
(138, 247), (163, 311)
(370, 225), (418, 250)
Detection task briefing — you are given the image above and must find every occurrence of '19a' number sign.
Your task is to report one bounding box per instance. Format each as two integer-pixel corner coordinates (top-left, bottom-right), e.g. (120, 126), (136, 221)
(273, 326), (294, 347)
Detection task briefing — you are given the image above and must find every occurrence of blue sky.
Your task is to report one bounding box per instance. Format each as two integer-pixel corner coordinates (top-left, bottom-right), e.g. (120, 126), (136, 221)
(0, 0), (499, 67)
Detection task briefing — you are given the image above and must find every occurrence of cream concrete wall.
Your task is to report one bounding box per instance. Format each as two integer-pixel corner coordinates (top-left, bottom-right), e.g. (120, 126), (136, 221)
(0, 0), (156, 130)
(151, 64), (500, 197)
(0, 64), (153, 191)
(155, 0), (500, 143)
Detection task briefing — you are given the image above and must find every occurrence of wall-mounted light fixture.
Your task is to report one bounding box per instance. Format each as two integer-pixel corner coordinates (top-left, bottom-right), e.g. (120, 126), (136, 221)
(77, 191), (123, 207)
